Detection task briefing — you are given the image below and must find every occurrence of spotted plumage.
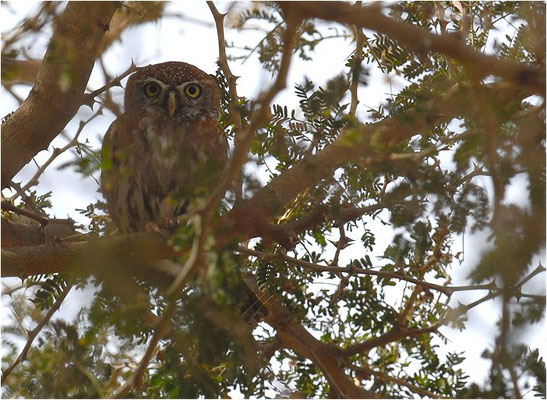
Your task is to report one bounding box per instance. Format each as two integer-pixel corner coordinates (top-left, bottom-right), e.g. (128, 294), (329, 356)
(101, 61), (228, 233)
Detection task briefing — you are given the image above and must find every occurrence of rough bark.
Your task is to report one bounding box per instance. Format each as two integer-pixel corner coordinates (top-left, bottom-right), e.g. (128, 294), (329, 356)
(1, 2), (118, 188)
(279, 2), (545, 94)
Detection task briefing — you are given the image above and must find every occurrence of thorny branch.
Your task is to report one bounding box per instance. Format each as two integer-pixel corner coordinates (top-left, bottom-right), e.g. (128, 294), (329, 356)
(280, 2), (545, 95)
(2, 2), (118, 188)
(81, 62), (139, 109)
(7, 107), (105, 201)
(2, 284), (73, 384)
(207, 2), (246, 202)
(349, 2), (365, 117)
(236, 245), (497, 297)
(1, 200), (48, 225)
(347, 364), (445, 399)
(207, 2), (244, 137)
(112, 4), (302, 395)
(203, 2), (300, 213)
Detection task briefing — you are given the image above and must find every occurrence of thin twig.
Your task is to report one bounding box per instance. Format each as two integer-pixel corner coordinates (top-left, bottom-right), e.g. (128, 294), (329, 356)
(3, 85), (25, 105)
(165, 214), (208, 297)
(236, 245), (497, 296)
(81, 61), (138, 108)
(2, 284), (73, 384)
(202, 2), (300, 212)
(1, 200), (48, 225)
(112, 305), (173, 398)
(347, 364), (445, 398)
(9, 107), (104, 200)
(349, 2), (365, 117)
(509, 365), (523, 399)
(515, 263), (546, 289)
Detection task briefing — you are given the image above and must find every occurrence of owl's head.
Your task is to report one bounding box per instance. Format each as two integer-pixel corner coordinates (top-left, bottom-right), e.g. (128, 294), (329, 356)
(124, 61), (220, 121)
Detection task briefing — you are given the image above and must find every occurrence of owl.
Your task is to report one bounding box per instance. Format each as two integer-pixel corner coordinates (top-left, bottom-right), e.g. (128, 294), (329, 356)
(101, 61), (228, 234)
(100, 61), (267, 325)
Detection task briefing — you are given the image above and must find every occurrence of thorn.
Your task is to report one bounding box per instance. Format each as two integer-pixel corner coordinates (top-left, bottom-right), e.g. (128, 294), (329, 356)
(329, 236), (354, 249)
(81, 94), (96, 109)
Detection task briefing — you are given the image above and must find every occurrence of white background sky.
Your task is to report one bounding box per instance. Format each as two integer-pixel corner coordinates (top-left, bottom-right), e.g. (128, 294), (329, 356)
(1, 1), (545, 396)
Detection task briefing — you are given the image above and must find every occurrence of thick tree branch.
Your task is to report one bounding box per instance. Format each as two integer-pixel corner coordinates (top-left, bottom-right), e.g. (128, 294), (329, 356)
(223, 82), (525, 245)
(1, 232), (170, 279)
(2, 217), (43, 248)
(279, 2), (545, 95)
(1, 2), (118, 188)
(243, 273), (377, 398)
(1, 3), (165, 87)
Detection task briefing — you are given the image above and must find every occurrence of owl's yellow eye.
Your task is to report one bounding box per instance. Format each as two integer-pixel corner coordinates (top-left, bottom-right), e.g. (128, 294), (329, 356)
(184, 84), (202, 99)
(143, 82), (161, 97)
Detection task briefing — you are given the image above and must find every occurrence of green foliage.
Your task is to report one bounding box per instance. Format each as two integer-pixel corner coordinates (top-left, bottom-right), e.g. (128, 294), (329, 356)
(29, 274), (68, 310)
(3, 2), (545, 399)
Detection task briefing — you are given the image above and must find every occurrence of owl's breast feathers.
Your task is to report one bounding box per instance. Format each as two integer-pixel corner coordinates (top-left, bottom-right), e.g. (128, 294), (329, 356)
(101, 114), (228, 233)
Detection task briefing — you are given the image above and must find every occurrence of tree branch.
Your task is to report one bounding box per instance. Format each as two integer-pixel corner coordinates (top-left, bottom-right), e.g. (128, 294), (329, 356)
(347, 363), (445, 399)
(2, 2), (118, 188)
(342, 319), (446, 357)
(113, 305), (173, 398)
(2, 284), (73, 384)
(1, 231), (170, 279)
(279, 2), (545, 95)
(1, 217), (43, 248)
(243, 273), (377, 398)
(8, 106), (105, 198)
(221, 81), (531, 246)
(237, 245), (499, 297)
(202, 3), (300, 214)
(349, 3), (365, 117)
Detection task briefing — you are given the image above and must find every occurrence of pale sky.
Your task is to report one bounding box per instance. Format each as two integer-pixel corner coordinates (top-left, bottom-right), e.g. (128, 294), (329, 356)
(1, 1), (545, 396)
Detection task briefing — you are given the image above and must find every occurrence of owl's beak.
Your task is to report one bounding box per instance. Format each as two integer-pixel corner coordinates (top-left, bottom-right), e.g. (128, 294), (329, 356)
(167, 91), (177, 117)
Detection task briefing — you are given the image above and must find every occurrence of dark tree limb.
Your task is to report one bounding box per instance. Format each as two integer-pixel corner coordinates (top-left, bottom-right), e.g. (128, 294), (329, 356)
(279, 2), (545, 95)
(1, 2), (118, 188)
(243, 273), (378, 399)
(1, 232), (170, 279)
(221, 82), (529, 245)
(2, 217), (44, 248)
(2, 82), (531, 277)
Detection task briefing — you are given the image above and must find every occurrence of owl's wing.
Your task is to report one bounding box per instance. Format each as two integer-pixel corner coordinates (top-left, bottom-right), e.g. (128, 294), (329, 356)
(100, 115), (139, 232)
